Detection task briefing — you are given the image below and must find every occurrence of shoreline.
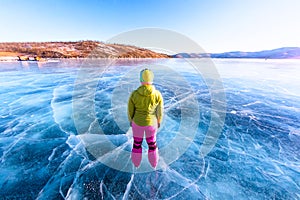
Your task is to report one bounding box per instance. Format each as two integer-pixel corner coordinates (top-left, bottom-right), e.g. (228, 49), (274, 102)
(1, 57), (300, 63)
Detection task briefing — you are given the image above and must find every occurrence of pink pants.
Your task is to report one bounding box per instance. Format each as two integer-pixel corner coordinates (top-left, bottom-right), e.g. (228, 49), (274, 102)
(131, 121), (158, 168)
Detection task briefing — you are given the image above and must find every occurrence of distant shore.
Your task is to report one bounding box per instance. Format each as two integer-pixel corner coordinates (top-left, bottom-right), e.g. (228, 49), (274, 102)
(0, 41), (299, 60)
(0, 41), (171, 60)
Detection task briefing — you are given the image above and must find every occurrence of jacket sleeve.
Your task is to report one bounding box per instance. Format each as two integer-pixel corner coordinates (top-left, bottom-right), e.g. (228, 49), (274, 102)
(127, 93), (135, 122)
(155, 92), (164, 123)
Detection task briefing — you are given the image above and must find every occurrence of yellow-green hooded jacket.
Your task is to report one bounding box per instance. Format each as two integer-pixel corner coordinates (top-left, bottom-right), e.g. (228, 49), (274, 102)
(128, 84), (163, 126)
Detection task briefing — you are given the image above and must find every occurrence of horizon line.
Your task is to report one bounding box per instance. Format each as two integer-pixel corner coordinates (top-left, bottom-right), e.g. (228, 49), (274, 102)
(0, 40), (299, 54)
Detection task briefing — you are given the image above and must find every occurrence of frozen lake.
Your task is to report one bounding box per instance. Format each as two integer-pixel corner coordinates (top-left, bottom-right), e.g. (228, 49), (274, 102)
(0, 58), (299, 199)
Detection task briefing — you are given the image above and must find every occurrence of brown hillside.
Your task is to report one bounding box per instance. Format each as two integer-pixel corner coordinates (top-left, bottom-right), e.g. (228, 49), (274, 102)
(0, 41), (170, 58)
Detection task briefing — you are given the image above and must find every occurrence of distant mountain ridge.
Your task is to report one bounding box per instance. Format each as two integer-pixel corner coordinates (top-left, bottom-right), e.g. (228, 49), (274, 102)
(0, 41), (170, 59)
(1, 42), (299, 60)
(173, 47), (300, 59)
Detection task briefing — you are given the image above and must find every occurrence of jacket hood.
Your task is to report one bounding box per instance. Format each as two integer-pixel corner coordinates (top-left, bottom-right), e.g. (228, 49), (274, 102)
(137, 85), (155, 96)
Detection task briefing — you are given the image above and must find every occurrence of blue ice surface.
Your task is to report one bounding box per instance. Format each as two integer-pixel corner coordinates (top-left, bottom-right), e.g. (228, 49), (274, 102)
(0, 58), (299, 199)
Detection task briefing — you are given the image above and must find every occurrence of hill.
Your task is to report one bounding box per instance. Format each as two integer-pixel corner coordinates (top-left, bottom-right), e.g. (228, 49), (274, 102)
(2, 42), (299, 60)
(173, 47), (300, 59)
(0, 41), (170, 59)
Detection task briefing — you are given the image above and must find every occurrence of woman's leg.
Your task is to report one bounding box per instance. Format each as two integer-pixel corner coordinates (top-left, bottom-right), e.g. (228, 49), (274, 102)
(145, 125), (158, 168)
(131, 122), (144, 167)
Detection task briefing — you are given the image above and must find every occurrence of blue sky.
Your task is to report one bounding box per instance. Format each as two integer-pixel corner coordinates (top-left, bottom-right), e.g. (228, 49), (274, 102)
(0, 0), (300, 53)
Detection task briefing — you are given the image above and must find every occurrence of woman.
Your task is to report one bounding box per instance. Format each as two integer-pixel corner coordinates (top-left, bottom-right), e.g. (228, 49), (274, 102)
(128, 68), (164, 168)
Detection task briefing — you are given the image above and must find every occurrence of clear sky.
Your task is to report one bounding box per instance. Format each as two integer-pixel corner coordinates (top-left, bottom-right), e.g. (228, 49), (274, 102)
(0, 0), (300, 53)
